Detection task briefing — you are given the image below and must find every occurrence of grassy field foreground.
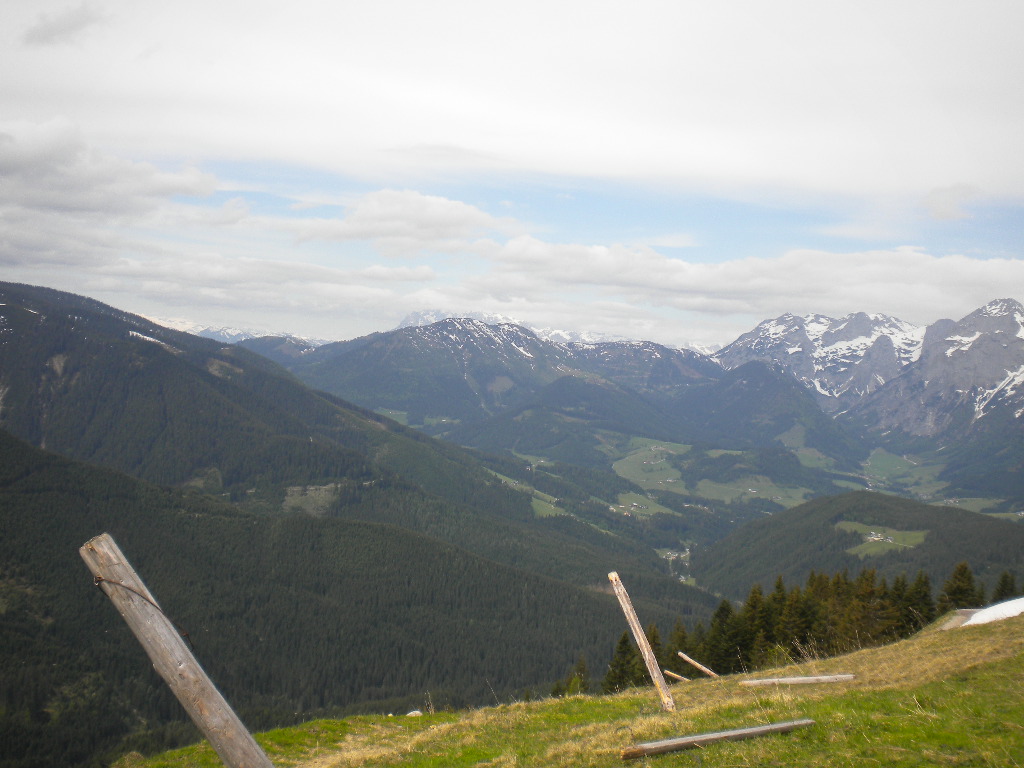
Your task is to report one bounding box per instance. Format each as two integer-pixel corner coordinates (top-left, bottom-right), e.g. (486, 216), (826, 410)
(119, 613), (1024, 768)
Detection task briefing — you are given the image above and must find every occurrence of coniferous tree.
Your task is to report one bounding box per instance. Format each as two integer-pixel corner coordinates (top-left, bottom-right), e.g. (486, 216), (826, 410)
(553, 654), (591, 697)
(991, 571), (1019, 603)
(903, 570), (936, 630)
(602, 632), (640, 693)
(701, 599), (744, 673)
(938, 561), (982, 612)
(739, 583), (774, 670)
(568, 654), (590, 695)
(662, 617), (692, 678)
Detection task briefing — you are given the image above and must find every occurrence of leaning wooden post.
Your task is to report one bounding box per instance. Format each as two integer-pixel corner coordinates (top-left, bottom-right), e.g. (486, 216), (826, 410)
(608, 571), (675, 712)
(80, 533), (274, 768)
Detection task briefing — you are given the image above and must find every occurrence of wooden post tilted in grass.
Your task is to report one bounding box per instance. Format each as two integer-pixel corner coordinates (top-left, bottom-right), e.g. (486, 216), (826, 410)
(621, 718), (815, 760)
(607, 571), (675, 712)
(662, 669), (689, 682)
(677, 651), (719, 678)
(740, 674), (854, 687)
(80, 533), (274, 768)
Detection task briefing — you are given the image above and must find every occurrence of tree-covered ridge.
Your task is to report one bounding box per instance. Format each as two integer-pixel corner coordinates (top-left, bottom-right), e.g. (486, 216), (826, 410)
(691, 491), (1024, 599)
(0, 429), (706, 768)
(601, 559), (1019, 691)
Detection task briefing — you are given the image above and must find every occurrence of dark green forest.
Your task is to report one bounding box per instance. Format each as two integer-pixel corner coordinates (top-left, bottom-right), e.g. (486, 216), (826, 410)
(0, 429), (711, 768)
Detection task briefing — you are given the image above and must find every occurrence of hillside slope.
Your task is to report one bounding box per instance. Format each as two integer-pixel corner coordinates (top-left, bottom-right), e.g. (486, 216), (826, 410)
(691, 491), (1024, 598)
(0, 281), (717, 602)
(121, 612), (1024, 767)
(0, 429), (704, 768)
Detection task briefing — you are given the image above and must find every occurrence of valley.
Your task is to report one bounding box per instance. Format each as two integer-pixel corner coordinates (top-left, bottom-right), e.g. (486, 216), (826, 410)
(0, 282), (1021, 768)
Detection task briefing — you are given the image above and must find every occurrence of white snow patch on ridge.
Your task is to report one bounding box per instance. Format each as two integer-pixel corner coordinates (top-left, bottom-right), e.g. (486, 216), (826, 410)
(973, 364), (1024, 419)
(961, 596), (1024, 626)
(129, 331), (180, 354)
(946, 333), (982, 356)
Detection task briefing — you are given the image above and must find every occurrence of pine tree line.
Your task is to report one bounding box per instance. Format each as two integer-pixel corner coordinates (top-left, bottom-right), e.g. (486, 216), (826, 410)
(596, 561), (1020, 691)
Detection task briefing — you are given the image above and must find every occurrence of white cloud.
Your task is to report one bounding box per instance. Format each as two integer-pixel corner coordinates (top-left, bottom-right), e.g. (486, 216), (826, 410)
(4, 1), (1024, 200)
(289, 189), (521, 254)
(0, 119), (213, 215)
(21, 2), (106, 46)
(925, 184), (982, 221)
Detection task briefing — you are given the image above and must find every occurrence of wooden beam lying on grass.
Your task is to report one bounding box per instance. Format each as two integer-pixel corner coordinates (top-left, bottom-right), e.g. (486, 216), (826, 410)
(662, 669), (689, 682)
(676, 651), (718, 678)
(621, 718), (815, 760)
(740, 674), (854, 686)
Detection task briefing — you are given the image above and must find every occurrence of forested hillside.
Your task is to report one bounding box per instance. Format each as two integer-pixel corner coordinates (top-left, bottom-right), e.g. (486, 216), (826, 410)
(0, 281), (718, 602)
(691, 491), (1024, 598)
(0, 429), (714, 768)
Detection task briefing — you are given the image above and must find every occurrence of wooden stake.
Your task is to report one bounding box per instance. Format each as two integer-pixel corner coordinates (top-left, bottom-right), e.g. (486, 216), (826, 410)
(80, 533), (274, 768)
(663, 669), (689, 682)
(607, 571), (675, 712)
(741, 674), (854, 686)
(677, 651), (719, 678)
(621, 718), (815, 760)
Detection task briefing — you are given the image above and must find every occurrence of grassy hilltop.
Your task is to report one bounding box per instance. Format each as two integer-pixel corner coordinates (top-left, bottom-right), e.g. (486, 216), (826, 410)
(118, 612), (1024, 767)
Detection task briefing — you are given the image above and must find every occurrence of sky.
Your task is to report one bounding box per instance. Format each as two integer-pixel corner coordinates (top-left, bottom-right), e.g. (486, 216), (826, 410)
(2, 0), (1024, 348)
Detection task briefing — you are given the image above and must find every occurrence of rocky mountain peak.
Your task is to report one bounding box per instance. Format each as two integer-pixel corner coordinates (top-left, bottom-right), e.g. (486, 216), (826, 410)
(714, 310), (924, 410)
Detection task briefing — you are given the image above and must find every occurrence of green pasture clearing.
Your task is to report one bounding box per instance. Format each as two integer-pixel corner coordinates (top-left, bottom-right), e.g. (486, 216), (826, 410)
(777, 425), (837, 470)
(611, 439), (691, 491)
(939, 497), (1005, 513)
(531, 497), (563, 517)
(612, 492), (677, 518)
(793, 447), (836, 470)
(836, 521), (929, 557)
(375, 409), (409, 425)
(987, 511), (1024, 523)
(694, 477), (811, 507)
(862, 449), (947, 498)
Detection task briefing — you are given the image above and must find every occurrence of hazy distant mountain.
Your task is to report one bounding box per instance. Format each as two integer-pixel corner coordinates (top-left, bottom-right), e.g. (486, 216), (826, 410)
(260, 317), (867, 478)
(396, 309), (633, 345)
(147, 315), (334, 346)
(265, 318), (721, 429)
(715, 311), (926, 411)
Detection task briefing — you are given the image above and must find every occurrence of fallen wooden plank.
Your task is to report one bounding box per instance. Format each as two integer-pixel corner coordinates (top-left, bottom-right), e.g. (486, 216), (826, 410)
(677, 651), (718, 677)
(740, 674), (854, 686)
(621, 718), (815, 760)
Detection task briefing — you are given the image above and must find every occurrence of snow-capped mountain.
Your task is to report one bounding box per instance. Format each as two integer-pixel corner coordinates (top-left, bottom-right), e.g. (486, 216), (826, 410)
(846, 298), (1024, 437)
(396, 309), (630, 345)
(146, 316), (334, 347)
(714, 311), (926, 411)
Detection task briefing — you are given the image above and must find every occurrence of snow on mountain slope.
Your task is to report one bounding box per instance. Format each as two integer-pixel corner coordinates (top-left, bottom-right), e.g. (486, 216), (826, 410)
(714, 311), (925, 410)
(845, 298), (1024, 437)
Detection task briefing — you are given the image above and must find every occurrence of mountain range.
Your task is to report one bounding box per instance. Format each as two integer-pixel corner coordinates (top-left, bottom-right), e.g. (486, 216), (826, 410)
(1, 280), (1022, 768)
(0, 281), (724, 767)
(243, 298), (1024, 509)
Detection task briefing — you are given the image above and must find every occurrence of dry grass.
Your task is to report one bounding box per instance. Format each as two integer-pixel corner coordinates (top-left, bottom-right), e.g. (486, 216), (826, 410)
(122, 613), (1024, 768)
